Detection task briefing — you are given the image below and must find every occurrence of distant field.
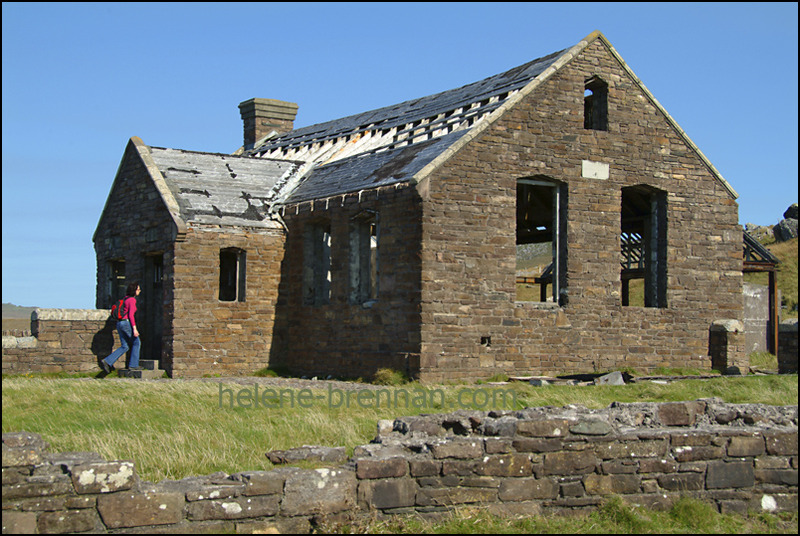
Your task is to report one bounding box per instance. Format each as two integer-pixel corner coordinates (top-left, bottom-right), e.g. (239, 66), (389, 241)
(2, 318), (31, 332)
(2, 303), (36, 332)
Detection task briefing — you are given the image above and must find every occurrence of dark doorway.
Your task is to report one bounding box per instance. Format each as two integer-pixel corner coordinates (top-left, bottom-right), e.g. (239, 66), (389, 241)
(143, 254), (164, 363)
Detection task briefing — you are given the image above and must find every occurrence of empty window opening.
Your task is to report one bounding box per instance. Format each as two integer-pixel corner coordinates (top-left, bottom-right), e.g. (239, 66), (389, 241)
(516, 177), (567, 305)
(350, 212), (378, 304)
(584, 76), (608, 131)
(303, 223), (332, 306)
(107, 260), (126, 306)
(219, 248), (246, 302)
(621, 186), (667, 308)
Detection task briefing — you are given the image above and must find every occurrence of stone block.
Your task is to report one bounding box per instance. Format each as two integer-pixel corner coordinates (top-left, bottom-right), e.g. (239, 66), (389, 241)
(570, 419), (613, 436)
(280, 468), (356, 516)
(658, 402), (698, 426)
(765, 432), (798, 456)
(474, 454), (532, 477)
(516, 419), (571, 438)
(728, 436), (765, 457)
(1, 511), (37, 534)
(672, 445), (725, 462)
(265, 445), (347, 465)
(754, 469), (798, 486)
(429, 439), (483, 459)
(185, 483), (245, 501)
(2, 446), (44, 468)
(656, 472), (704, 491)
(498, 476), (559, 501)
(409, 459), (440, 477)
(583, 474), (640, 495)
(70, 461), (136, 494)
(560, 480), (585, 497)
(231, 469), (292, 496)
(511, 437), (562, 453)
(638, 458), (678, 473)
(2, 467), (31, 486)
(3, 477), (75, 500)
(670, 432), (711, 447)
(36, 509), (100, 534)
(416, 487), (497, 506)
(441, 460), (475, 476)
(358, 478), (417, 509)
(595, 439), (668, 460)
(601, 459), (638, 474)
(706, 460), (755, 489)
(97, 491), (185, 528)
(186, 494), (280, 521)
(542, 450), (596, 475)
(356, 457), (408, 479)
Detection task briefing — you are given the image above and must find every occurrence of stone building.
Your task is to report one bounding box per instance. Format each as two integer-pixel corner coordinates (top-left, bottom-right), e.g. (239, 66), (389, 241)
(94, 31), (744, 381)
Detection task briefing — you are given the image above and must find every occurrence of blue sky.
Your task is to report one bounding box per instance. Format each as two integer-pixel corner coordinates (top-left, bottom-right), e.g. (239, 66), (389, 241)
(2, 2), (798, 309)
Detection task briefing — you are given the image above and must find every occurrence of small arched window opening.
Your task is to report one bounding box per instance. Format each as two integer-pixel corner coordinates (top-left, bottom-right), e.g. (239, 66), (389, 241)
(584, 76), (608, 131)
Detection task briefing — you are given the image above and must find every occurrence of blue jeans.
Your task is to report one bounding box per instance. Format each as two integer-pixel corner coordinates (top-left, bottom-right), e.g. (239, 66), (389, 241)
(103, 320), (140, 368)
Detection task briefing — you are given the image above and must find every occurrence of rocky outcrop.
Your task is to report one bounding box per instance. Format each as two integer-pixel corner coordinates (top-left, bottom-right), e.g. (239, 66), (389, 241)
(773, 203), (798, 242)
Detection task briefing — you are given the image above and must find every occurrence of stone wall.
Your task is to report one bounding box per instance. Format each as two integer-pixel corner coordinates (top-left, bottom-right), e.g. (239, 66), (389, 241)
(778, 320), (798, 374)
(171, 227), (286, 378)
(274, 185), (423, 380)
(3, 401), (796, 533)
(1, 309), (114, 375)
(417, 37), (743, 381)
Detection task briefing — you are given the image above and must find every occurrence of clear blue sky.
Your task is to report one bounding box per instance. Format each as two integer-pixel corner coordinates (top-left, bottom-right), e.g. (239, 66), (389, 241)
(2, 2), (798, 309)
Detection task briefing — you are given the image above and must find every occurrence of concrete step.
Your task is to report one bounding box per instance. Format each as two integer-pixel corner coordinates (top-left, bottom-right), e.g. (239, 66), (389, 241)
(118, 368), (164, 379)
(139, 359), (158, 370)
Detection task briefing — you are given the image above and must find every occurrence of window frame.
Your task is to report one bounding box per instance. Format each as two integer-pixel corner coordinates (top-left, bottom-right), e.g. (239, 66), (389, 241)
(349, 211), (379, 305)
(303, 222), (332, 306)
(516, 177), (568, 306)
(219, 247), (246, 302)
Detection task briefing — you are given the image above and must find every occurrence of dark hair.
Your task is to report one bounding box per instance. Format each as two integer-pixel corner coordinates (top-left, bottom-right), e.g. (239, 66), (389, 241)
(126, 281), (140, 297)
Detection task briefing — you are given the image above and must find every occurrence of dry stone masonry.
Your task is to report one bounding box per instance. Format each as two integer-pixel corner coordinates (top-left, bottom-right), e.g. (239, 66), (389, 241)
(3, 400), (796, 533)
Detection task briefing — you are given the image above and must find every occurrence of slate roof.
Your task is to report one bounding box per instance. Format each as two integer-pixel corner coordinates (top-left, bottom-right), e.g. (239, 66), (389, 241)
(247, 48), (571, 205)
(148, 147), (302, 228)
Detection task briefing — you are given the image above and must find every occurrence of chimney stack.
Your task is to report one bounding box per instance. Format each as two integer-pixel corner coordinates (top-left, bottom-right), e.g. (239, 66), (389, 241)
(238, 98), (298, 149)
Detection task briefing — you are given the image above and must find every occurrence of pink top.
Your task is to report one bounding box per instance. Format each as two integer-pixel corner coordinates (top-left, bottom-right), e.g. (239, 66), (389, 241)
(123, 296), (137, 329)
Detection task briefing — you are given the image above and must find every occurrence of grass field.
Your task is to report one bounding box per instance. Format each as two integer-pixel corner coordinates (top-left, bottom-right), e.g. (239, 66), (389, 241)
(2, 373), (796, 482)
(2, 372), (797, 533)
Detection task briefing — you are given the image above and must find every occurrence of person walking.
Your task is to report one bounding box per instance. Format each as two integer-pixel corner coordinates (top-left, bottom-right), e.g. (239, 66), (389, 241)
(100, 282), (141, 373)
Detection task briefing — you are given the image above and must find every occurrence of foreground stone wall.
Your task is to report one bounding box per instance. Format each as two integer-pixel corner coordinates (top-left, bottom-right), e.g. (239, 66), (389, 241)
(3, 401), (796, 533)
(1, 309), (113, 375)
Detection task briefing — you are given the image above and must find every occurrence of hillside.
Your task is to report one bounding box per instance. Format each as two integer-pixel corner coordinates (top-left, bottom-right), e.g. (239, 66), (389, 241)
(2, 303), (37, 319)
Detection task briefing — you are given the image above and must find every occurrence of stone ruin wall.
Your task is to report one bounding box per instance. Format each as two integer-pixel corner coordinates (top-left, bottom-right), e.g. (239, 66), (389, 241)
(2, 310), (798, 376)
(2, 400), (797, 533)
(1, 310), (113, 375)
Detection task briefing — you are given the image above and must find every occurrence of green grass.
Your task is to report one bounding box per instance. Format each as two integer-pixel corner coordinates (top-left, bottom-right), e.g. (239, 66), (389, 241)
(322, 496), (797, 534)
(2, 374), (796, 484)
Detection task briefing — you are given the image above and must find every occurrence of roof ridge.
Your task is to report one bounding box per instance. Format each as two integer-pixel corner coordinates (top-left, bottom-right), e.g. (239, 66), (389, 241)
(248, 45), (573, 159)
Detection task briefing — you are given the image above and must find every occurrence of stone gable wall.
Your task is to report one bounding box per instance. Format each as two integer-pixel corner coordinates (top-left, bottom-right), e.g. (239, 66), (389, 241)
(3, 401), (796, 533)
(417, 38), (743, 382)
(93, 140), (177, 371)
